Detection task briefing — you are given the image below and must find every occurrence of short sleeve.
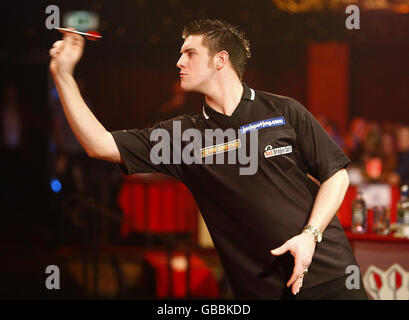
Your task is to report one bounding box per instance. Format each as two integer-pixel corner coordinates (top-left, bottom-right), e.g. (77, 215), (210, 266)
(290, 100), (351, 183)
(110, 119), (183, 179)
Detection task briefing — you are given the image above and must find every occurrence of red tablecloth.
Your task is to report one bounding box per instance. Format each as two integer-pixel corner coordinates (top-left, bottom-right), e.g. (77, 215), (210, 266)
(117, 175), (197, 237)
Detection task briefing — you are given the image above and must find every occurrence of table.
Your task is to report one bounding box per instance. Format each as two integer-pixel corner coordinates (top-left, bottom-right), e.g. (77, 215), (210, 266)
(338, 185), (409, 300)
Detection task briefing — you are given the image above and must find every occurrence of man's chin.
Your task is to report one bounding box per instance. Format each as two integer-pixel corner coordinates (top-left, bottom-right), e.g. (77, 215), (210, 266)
(180, 80), (205, 94)
(180, 81), (195, 92)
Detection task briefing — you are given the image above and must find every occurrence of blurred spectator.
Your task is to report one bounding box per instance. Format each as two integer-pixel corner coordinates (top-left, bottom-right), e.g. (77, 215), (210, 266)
(1, 85), (26, 210)
(379, 130), (398, 182)
(344, 117), (367, 163)
(1, 85), (22, 150)
(361, 121), (382, 163)
(387, 126), (409, 185)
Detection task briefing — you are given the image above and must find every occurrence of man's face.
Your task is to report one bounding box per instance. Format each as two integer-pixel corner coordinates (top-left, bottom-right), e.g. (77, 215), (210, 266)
(397, 128), (409, 152)
(176, 35), (216, 93)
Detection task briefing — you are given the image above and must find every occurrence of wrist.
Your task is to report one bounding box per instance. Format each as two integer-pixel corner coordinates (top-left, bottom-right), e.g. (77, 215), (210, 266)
(52, 69), (74, 80)
(302, 230), (316, 241)
(303, 224), (323, 243)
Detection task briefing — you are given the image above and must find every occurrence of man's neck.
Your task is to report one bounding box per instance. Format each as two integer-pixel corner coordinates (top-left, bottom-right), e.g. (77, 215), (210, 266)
(204, 77), (244, 116)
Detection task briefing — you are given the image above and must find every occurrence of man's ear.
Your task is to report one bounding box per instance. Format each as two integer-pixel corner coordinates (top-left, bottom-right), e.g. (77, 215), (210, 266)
(215, 51), (229, 71)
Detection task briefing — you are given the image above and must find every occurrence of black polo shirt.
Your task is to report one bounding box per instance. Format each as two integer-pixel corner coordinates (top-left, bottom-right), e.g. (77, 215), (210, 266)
(111, 83), (357, 299)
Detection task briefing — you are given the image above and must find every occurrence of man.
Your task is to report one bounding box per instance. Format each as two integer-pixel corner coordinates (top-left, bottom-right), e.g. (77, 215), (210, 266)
(387, 126), (409, 186)
(49, 19), (367, 299)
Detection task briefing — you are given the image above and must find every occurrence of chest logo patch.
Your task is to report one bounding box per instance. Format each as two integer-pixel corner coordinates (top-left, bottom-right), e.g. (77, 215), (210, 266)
(264, 145), (292, 158)
(240, 117), (285, 134)
(201, 139), (241, 158)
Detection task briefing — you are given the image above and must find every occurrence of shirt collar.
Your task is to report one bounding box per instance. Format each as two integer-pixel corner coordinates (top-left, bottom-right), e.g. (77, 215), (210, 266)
(242, 83), (255, 101)
(202, 83), (255, 120)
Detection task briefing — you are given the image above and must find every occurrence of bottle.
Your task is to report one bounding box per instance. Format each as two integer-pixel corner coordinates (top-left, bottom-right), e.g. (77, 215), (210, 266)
(351, 189), (367, 233)
(397, 185), (409, 225)
(373, 205), (390, 235)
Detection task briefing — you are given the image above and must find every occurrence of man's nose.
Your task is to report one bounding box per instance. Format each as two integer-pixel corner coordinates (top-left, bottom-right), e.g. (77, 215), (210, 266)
(176, 55), (184, 69)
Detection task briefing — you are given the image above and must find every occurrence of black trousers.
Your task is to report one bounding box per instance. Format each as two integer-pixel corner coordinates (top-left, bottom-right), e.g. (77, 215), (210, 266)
(272, 274), (368, 300)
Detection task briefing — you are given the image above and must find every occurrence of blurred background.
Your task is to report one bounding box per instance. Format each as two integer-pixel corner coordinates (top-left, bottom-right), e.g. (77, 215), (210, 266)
(1, 0), (408, 299)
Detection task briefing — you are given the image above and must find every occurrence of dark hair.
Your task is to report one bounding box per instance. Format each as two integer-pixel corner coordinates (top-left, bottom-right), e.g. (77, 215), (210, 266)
(182, 19), (251, 80)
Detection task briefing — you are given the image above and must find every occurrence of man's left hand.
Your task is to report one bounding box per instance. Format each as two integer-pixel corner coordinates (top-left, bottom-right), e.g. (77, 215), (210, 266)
(270, 232), (316, 295)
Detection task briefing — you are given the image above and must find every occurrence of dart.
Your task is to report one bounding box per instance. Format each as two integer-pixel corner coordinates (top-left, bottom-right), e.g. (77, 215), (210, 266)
(55, 27), (102, 41)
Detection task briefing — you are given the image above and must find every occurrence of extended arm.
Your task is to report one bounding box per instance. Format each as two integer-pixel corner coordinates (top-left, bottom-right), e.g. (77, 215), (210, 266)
(49, 30), (121, 163)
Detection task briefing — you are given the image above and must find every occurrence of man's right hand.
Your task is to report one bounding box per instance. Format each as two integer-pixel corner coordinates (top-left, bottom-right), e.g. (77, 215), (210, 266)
(49, 29), (85, 76)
